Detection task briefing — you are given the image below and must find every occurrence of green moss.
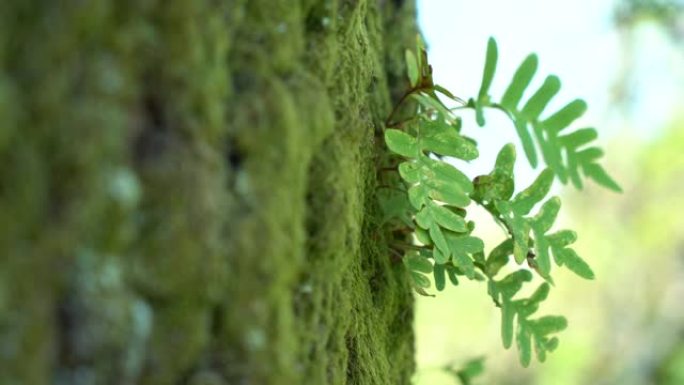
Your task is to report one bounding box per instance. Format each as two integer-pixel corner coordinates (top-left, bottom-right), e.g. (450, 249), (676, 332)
(0, 0), (420, 384)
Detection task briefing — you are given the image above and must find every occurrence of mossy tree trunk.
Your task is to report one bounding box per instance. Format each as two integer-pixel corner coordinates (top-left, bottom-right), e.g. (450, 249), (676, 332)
(0, 1), (418, 384)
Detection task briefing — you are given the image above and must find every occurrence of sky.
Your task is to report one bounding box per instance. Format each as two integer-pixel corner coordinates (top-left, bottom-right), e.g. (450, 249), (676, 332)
(417, 0), (619, 113)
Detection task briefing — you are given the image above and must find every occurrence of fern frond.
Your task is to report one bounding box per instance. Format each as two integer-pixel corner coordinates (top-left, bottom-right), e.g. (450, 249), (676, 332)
(474, 38), (622, 192)
(381, 36), (611, 368)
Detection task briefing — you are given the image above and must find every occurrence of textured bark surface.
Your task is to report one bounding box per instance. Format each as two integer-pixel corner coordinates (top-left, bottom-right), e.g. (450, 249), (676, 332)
(0, 1), (418, 384)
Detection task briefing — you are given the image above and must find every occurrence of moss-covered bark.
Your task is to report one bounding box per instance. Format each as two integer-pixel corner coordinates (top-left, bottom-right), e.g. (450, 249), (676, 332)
(0, 1), (419, 384)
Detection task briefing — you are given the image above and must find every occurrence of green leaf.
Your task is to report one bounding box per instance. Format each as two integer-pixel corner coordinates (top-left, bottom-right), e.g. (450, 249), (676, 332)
(398, 161), (420, 183)
(414, 206), (432, 229)
(473, 249), (485, 265)
(582, 163), (622, 192)
(501, 54), (538, 110)
(446, 265), (460, 285)
(546, 337), (560, 352)
(528, 283), (550, 305)
(493, 266), (566, 366)
(408, 184), (429, 209)
(529, 200), (564, 278)
(560, 127), (597, 149)
(532, 197), (561, 233)
(541, 99), (587, 134)
(413, 93), (453, 121)
(486, 238), (513, 277)
(520, 75), (561, 120)
(494, 143), (516, 176)
(514, 118), (538, 167)
(496, 201), (531, 264)
(385, 129), (419, 158)
(434, 84), (458, 100)
(567, 154), (583, 189)
(429, 223), (450, 257)
(449, 235), (485, 254)
(447, 235), (484, 279)
(450, 253), (475, 279)
(472, 144), (517, 203)
(517, 325), (532, 367)
(476, 37), (498, 126)
(416, 34), (426, 69)
(472, 174), (514, 203)
(427, 180), (471, 208)
(423, 157), (474, 194)
(576, 147), (604, 162)
(526, 196), (569, 278)
(533, 123), (567, 183)
(413, 286), (434, 297)
(421, 131), (479, 160)
(555, 247), (595, 279)
(512, 168), (554, 215)
(405, 253), (433, 273)
(411, 271), (431, 288)
(405, 49), (419, 87)
(434, 263), (446, 291)
(455, 357), (486, 385)
(533, 315), (568, 335)
(501, 303), (515, 348)
(378, 190), (413, 226)
(478, 37), (498, 101)
(526, 316), (568, 363)
(430, 203), (468, 232)
(547, 230), (577, 247)
(497, 270), (533, 299)
(433, 247), (449, 264)
(531, 234), (552, 278)
(534, 336), (548, 363)
(415, 226), (432, 245)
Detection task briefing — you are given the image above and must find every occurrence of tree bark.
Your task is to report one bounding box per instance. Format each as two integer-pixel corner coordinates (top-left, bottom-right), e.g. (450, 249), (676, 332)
(0, 1), (418, 384)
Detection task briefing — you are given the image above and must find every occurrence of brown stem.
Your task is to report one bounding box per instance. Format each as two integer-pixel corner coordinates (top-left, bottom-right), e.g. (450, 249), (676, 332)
(385, 89), (416, 127)
(385, 116), (419, 129)
(385, 86), (431, 127)
(377, 185), (407, 193)
(391, 242), (425, 251)
(389, 248), (404, 263)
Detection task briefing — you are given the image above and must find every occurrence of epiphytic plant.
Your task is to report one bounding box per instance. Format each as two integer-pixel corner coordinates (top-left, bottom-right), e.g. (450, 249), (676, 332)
(379, 36), (620, 367)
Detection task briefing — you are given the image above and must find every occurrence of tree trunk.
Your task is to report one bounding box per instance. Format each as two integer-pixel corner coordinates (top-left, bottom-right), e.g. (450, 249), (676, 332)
(0, 1), (418, 384)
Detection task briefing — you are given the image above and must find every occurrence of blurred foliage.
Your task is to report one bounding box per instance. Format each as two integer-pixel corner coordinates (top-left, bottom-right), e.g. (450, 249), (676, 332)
(415, 119), (684, 385)
(558, 119), (684, 385)
(615, 0), (684, 32)
(612, 0), (684, 109)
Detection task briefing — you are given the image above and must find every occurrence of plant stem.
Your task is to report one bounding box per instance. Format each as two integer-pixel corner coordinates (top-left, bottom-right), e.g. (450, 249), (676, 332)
(377, 185), (407, 193)
(391, 241), (425, 251)
(385, 85), (432, 127)
(473, 199), (513, 238)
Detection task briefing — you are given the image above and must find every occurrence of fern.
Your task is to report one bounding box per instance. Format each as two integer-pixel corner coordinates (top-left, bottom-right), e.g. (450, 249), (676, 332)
(448, 357), (486, 385)
(471, 38), (622, 192)
(381, 36), (619, 367)
(413, 356), (485, 385)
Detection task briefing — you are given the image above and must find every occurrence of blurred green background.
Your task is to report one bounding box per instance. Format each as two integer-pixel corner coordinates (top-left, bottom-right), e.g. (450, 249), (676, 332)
(413, 1), (684, 384)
